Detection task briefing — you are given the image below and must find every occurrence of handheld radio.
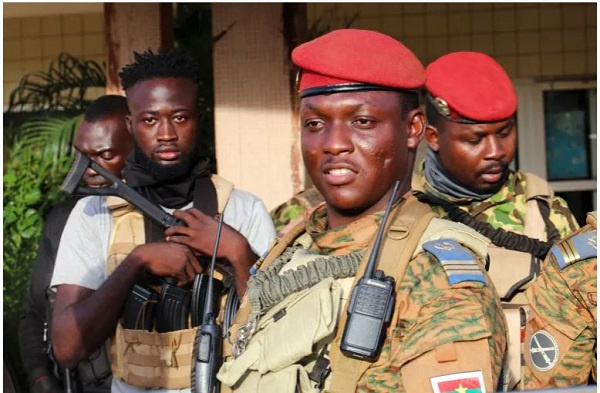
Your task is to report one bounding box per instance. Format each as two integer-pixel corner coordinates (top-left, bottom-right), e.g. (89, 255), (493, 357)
(192, 213), (224, 393)
(340, 181), (400, 361)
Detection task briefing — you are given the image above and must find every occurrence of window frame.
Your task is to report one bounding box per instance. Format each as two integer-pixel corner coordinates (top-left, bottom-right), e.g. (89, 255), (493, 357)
(513, 79), (597, 194)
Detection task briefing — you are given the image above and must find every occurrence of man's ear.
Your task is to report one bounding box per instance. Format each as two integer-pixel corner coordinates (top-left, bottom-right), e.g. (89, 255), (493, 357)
(425, 123), (440, 152)
(125, 115), (133, 135)
(407, 109), (426, 149)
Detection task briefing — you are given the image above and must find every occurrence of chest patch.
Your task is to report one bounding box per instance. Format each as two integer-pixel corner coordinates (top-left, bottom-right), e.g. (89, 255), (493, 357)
(430, 370), (486, 393)
(529, 329), (559, 372)
(422, 239), (487, 286)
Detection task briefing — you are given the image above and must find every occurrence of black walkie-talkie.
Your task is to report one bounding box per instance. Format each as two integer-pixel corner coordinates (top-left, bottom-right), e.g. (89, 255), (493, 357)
(192, 213), (224, 393)
(340, 181), (400, 361)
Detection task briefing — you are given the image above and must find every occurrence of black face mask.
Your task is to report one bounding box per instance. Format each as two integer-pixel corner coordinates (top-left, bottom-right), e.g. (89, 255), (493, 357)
(122, 141), (211, 209)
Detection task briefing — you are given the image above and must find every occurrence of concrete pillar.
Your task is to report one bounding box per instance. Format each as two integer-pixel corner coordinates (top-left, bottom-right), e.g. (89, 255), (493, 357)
(104, 3), (174, 94)
(212, 3), (303, 210)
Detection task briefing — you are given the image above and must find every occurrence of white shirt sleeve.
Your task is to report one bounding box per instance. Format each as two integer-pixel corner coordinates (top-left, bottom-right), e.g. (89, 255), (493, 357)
(50, 196), (112, 290)
(51, 189), (276, 290)
(222, 188), (276, 257)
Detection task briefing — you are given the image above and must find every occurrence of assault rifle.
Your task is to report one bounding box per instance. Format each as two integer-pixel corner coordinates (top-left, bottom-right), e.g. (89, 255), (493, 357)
(60, 152), (229, 332)
(61, 152), (232, 392)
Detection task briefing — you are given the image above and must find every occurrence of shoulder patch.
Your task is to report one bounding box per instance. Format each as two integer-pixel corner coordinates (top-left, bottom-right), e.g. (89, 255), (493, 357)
(422, 239), (487, 286)
(529, 329), (559, 372)
(551, 230), (597, 270)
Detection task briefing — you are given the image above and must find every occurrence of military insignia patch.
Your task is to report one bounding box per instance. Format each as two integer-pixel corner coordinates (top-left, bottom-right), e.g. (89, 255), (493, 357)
(551, 230), (597, 270)
(529, 329), (559, 371)
(431, 371), (486, 393)
(434, 97), (451, 117)
(423, 239), (487, 286)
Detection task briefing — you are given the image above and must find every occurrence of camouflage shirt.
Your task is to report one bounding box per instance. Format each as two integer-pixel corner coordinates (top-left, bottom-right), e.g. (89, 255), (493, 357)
(304, 201), (507, 392)
(414, 163), (579, 239)
(270, 186), (325, 235)
(523, 212), (597, 389)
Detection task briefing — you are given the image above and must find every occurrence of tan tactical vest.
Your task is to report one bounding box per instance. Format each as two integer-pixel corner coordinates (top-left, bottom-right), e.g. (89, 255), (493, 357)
(106, 175), (233, 389)
(219, 196), (492, 393)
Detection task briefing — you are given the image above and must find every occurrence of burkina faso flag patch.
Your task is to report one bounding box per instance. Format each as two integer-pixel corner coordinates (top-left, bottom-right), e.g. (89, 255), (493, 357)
(430, 371), (486, 393)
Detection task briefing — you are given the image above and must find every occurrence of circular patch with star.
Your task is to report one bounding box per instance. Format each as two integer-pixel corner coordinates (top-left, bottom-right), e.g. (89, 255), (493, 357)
(529, 329), (559, 371)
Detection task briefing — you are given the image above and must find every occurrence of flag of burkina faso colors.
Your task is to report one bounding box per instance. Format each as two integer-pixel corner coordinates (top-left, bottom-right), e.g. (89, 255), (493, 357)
(434, 376), (484, 393)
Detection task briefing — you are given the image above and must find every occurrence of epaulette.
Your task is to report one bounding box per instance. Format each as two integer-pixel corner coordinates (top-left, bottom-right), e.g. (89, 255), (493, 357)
(422, 238), (487, 286)
(551, 230), (597, 270)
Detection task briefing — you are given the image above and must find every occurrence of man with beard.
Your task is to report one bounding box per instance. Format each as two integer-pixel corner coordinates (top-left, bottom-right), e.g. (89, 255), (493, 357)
(19, 94), (132, 393)
(412, 51), (579, 389)
(49, 50), (276, 393)
(214, 29), (507, 393)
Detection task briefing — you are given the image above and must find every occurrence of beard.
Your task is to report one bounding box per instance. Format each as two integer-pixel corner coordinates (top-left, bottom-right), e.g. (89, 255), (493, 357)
(133, 142), (200, 183)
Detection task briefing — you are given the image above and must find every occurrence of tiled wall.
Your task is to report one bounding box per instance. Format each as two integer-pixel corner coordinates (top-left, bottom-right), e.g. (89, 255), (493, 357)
(4, 12), (106, 107)
(307, 3), (596, 79)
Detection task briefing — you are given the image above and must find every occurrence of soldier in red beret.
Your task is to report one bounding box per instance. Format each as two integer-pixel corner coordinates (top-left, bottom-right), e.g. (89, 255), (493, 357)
(218, 30), (507, 393)
(412, 51), (581, 390)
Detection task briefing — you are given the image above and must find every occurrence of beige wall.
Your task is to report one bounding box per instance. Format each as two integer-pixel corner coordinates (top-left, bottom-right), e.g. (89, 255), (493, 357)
(307, 3), (596, 79)
(4, 11), (106, 106)
(212, 3), (301, 211)
(4, 3), (596, 210)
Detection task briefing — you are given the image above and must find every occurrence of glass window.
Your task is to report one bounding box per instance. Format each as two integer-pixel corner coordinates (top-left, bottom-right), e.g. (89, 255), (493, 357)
(544, 89), (596, 181)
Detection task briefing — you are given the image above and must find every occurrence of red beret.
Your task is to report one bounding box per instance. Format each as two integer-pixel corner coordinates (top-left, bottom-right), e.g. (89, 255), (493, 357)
(426, 51), (517, 123)
(292, 29), (426, 97)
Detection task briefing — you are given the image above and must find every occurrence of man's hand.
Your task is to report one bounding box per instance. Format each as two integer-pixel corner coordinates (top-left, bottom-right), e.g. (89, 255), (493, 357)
(129, 241), (202, 286)
(164, 209), (242, 258)
(164, 208), (258, 295)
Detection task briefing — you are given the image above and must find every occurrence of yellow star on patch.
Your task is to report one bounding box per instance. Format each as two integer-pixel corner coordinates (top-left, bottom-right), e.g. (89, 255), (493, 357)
(455, 384), (468, 393)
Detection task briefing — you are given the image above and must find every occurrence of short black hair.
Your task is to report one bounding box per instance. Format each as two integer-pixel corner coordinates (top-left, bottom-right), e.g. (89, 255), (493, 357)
(118, 49), (201, 91)
(84, 95), (129, 122)
(400, 91), (420, 119)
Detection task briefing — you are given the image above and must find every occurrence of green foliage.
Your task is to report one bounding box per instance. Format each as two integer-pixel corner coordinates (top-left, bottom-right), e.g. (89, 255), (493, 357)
(3, 115), (82, 322)
(4, 52), (105, 389)
(7, 52), (106, 113)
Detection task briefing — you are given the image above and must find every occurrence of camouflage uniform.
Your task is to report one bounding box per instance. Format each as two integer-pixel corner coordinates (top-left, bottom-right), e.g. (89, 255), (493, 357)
(270, 186), (324, 235)
(522, 212), (597, 389)
(219, 198), (507, 392)
(414, 164), (579, 238)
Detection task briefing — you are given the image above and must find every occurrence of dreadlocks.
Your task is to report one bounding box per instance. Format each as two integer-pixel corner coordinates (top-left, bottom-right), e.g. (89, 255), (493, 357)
(118, 49), (201, 91)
